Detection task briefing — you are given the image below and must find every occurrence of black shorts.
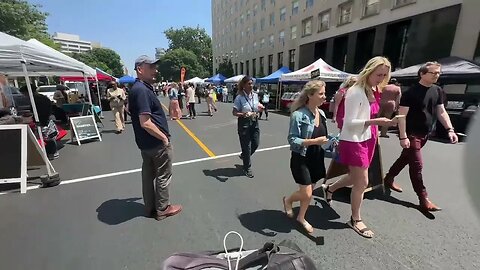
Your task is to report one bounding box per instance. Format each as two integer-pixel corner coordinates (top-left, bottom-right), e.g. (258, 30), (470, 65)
(290, 152), (325, 185)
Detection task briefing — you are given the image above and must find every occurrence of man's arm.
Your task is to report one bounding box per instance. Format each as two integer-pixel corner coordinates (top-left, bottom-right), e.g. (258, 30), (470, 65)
(436, 104), (454, 131)
(139, 114), (169, 145)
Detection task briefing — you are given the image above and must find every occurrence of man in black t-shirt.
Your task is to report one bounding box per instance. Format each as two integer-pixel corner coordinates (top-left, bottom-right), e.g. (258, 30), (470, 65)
(384, 62), (458, 212)
(129, 55), (182, 220)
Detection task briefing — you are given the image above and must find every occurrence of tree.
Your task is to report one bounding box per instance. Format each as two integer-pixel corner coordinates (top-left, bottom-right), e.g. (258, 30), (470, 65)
(217, 58), (234, 78)
(0, 0), (59, 50)
(157, 48), (205, 81)
(164, 26), (213, 76)
(90, 48), (124, 77)
(70, 52), (110, 73)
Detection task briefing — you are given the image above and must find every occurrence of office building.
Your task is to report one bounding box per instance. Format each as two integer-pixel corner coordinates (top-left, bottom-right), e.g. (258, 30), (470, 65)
(53, 32), (96, 54)
(212, 0), (480, 76)
(155, 47), (167, 60)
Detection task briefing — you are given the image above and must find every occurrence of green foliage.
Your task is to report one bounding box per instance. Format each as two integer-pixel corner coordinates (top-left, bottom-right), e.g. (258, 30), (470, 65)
(90, 48), (124, 77)
(0, 0), (60, 50)
(164, 26), (213, 77)
(157, 48), (206, 81)
(217, 58), (234, 78)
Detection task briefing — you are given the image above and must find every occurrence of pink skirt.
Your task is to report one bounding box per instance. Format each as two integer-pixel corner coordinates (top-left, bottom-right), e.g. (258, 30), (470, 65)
(169, 100), (182, 119)
(338, 136), (377, 169)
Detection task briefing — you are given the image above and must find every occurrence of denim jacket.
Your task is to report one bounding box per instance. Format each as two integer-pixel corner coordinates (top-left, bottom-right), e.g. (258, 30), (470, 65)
(287, 106), (326, 156)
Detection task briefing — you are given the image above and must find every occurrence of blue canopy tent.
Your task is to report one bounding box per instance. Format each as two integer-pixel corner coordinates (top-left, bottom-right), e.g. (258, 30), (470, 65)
(118, 75), (136, 84)
(205, 73), (226, 84)
(256, 66), (292, 84)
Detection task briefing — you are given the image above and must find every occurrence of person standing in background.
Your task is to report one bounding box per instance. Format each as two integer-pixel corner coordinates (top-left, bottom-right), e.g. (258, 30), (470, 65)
(378, 78), (402, 137)
(185, 83), (196, 119)
(107, 81), (126, 133)
(258, 87), (270, 120)
(168, 83), (182, 120)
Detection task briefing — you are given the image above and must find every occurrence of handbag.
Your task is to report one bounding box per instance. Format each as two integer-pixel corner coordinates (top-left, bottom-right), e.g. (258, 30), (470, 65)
(42, 120), (59, 139)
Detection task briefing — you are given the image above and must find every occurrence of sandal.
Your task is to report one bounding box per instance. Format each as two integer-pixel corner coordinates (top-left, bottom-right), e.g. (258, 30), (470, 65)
(321, 184), (333, 206)
(347, 216), (374, 238)
(297, 219), (314, 234)
(283, 196), (293, 218)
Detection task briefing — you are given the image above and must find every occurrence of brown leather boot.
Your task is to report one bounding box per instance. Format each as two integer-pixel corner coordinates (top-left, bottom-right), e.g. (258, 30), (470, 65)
(384, 175), (403, 193)
(419, 197), (442, 212)
(156, 204), (183, 220)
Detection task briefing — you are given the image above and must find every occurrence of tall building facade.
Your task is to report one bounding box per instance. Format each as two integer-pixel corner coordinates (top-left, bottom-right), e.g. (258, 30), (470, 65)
(155, 48), (167, 60)
(212, 0), (480, 76)
(53, 32), (98, 54)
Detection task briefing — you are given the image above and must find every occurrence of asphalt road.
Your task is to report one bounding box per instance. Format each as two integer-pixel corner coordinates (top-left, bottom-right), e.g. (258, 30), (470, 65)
(0, 97), (479, 270)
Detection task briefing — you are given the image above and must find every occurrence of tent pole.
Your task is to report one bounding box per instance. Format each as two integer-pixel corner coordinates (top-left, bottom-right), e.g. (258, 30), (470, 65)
(21, 60), (55, 176)
(83, 72), (95, 115)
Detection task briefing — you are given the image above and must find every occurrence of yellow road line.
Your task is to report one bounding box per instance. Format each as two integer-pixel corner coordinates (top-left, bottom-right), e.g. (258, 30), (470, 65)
(161, 103), (216, 157)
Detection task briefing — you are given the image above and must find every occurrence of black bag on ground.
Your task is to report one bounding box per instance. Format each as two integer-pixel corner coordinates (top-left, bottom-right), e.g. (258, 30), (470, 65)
(161, 240), (317, 270)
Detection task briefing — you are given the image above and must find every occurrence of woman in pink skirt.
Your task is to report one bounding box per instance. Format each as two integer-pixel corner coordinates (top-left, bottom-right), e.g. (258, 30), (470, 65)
(321, 56), (396, 238)
(168, 83), (182, 120)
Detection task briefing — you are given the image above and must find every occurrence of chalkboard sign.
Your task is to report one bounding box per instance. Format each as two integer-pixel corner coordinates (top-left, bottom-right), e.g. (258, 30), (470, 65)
(70, 115), (102, 145)
(0, 129), (22, 179)
(310, 69), (320, 79)
(324, 141), (384, 192)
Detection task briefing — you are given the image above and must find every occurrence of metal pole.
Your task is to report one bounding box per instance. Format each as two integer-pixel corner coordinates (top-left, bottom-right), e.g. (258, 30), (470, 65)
(95, 75), (103, 117)
(21, 60), (54, 175)
(83, 72), (95, 115)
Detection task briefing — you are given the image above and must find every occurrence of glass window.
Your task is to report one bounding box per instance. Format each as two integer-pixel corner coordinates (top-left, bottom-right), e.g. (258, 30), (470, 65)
(306, 0), (314, 9)
(253, 22), (257, 33)
(270, 12), (275, 26)
(279, 30), (285, 45)
(291, 25), (297, 39)
(393, 0), (416, 8)
(338, 2), (353, 25)
(247, 10), (251, 20)
(302, 17), (312, 36)
(261, 38), (265, 48)
(268, 54), (273, 74)
(246, 60), (250, 75)
(277, 52), (284, 69)
(271, 0), (276, 6)
(269, 34), (274, 47)
(252, 58), (257, 77)
(363, 0), (380, 17)
(259, 57), (265, 74)
(261, 0), (266, 10)
(240, 14), (244, 24)
(292, 1), (299, 15)
(318, 11), (330, 32)
(253, 4), (258, 16)
(289, 49), (296, 70)
(260, 18), (265, 31)
(254, 41), (257, 51)
(280, 7), (286, 21)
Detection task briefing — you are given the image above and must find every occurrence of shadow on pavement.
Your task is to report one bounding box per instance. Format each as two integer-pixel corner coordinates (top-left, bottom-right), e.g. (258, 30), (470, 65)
(203, 165), (244, 182)
(96, 197), (146, 225)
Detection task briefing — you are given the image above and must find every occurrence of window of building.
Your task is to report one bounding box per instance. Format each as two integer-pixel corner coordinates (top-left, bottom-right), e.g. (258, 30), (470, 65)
(289, 49), (296, 70)
(302, 17), (313, 36)
(363, 0), (380, 17)
(269, 34), (274, 47)
(252, 58), (257, 76)
(247, 10), (251, 20)
(261, 0), (266, 11)
(259, 57), (265, 75)
(280, 7), (286, 21)
(241, 46), (244, 54)
(247, 27), (250, 37)
(279, 30), (285, 45)
(306, 0), (314, 9)
(241, 31), (245, 38)
(253, 4), (258, 16)
(253, 41), (257, 51)
(260, 18), (265, 31)
(235, 63), (238, 75)
(318, 10), (330, 32)
(271, 0), (276, 6)
(393, 0), (416, 8)
(268, 54), (274, 74)
(292, 1), (299, 15)
(246, 60), (250, 75)
(240, 0), (244, 7)
(261, 38), (265, 48)
(240, 14), (244, 24)
(291, 25), (297, 39)
(253, 22), (257, 33)
(338, 2), (353, 25)
(277, 52), (284, 69)
(270, 12), (275, 26)
(240, 62), (244, 74)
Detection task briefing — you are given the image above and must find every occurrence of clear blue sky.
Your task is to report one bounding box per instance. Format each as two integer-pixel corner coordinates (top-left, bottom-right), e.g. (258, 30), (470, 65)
(29, 0), (212, 75)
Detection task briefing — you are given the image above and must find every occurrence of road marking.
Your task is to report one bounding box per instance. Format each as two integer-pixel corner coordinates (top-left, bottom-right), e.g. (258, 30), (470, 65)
(160, 103), (216, 157)
(0, 144), (289, 195)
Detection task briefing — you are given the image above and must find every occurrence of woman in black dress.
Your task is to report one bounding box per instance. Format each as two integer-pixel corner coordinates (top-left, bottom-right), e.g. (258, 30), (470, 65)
(283, 80), (329, 233)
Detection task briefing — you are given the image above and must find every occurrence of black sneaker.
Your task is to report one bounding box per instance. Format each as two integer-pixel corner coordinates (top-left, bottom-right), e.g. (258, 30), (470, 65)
(244, 169), (254, 178)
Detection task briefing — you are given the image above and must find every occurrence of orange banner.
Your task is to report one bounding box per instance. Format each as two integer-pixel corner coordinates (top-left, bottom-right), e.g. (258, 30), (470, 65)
(180, 67), (186, 82)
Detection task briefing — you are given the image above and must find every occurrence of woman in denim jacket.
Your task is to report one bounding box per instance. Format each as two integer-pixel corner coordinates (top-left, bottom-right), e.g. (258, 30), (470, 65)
(283, 80), (329, 233)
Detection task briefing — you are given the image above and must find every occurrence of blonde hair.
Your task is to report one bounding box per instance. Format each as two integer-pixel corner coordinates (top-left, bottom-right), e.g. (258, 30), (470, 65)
(340, 75), (357, 89)
(290, 80), (326, 113)
(355, 56), (391, 98)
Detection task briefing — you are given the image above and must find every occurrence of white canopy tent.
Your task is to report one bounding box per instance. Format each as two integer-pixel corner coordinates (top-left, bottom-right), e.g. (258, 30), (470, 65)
(184, 77), (204, 84)
(0, 32), (97, 181)
(224, 75), (246, 83)
(280, 58), (352, 82)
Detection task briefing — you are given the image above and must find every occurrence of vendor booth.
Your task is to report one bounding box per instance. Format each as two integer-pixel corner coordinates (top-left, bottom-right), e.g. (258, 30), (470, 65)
(205, 73), (226, 84)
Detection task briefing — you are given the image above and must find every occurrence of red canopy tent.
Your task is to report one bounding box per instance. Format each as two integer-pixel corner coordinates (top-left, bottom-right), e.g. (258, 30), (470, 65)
(60, 68), (115, 82)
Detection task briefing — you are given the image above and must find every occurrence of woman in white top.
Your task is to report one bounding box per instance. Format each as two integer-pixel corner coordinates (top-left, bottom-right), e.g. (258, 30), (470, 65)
(107, 81), (127, 133)
(185, 83), (196, 119)
(321, 56), (396, 238)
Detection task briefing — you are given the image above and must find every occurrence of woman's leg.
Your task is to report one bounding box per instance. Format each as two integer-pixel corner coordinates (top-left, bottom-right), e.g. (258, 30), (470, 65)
(285, 184), (314, 233)
(119, 105), (125, 130)
(348, 166), (373, 237)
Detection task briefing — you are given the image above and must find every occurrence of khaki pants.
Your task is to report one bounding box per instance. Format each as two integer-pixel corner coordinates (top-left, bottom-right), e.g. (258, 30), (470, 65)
(140, 143), (172, 213)
(111, 105), (125, 131)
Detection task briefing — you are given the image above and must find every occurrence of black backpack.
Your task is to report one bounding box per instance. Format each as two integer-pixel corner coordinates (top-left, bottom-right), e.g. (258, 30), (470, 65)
(161, 240), (317, 270)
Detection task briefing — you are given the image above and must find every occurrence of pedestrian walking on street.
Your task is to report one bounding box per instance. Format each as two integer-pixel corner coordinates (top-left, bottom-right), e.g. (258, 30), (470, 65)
(258, 88), (270, 120)
(233, 76), (264, 178)
(321, 56), (396, 238)
(383, 61), (458, 211)
(378, 78), (402, 137)
(168, 83), (182, 120)
(186, 83), (196, 119)
(283, 80), (329, 234)
(107, 81), (126, 133)
(129, 55), (182, 221)
(207, 85), (218, 116)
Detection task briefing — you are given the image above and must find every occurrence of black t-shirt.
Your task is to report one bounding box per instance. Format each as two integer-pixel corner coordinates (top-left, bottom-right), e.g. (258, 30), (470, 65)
(400, 83), (443, 136)
(129, 80), (170, 150)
